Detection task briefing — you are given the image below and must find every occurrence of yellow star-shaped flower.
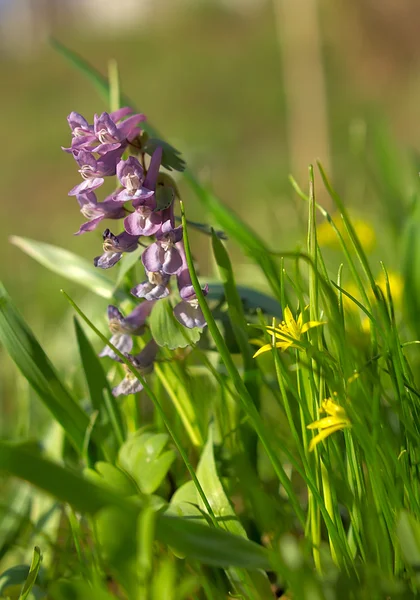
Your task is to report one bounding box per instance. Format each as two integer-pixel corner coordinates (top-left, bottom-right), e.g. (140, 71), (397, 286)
(253, 306), (325, 358)
(307, 398), (351, 452)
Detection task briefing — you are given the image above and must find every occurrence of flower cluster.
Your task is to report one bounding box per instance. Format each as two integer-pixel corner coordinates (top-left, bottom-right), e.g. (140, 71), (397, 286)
(64, 108), (207, 395)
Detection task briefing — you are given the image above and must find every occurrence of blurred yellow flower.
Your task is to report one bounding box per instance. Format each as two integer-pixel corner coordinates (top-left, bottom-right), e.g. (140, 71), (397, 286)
(342, 271), (404, 317)
(317, 216), (376, 253)
(253, 306), (324, 358)
(307, 398), (350, 452)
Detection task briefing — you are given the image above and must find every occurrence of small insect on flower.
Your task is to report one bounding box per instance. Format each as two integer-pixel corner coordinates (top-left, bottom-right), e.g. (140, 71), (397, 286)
(307, 398), (351, 452)
(252, 306), (325, 358)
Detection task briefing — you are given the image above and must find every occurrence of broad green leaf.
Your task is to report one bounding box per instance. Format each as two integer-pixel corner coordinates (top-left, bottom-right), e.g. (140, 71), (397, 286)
(118, 432), (176, 495)
(84, 462), (137, 497)
(396, 510), (420, 567)
(155, 186), (175, 211)
(114, 245), (142, 289)
(0, 284), (95, 453)
(167, 480), (206, 524)
(149, 297), (201, 349)
(207, 283), (282, 318)
(10, 236), (115, 300)
(19, 546), (42, 600)
(196, 429), (272, 598)
(74, 317), (125, 448)
(156, 516), (271, 570)
(0, 441), (271, 570)
(196, 429), (246, 538)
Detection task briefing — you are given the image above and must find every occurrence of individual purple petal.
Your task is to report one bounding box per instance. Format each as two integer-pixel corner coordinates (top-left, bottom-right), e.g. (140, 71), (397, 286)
(162, 246), (182, 274)
(124, 205), (162, 237)
(99, 333), (133, 361)
(174, 298), (206, 329)
(112, 371), (144, 397)
(69, 177), (104, 196)
(142, 147), (163, 193)
(75, 215), (105, 235)
(123, 300), (156, 329)
(131, 339), (159, 371)
(141, 243), (163, 272)
(117, 114), (146, 139)
(115, 156), (154, 204)
(110, 107), (132, 121)
(131, 271), (170, 301)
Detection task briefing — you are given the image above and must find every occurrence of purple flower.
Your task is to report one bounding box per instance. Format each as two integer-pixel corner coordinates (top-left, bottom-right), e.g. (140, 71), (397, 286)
(94, 229), (139, 269)
(124, 200), (162, 237)
(63, 108), (145, 154)
(131, 270), (170, 301)
(173, 242), (208, 328)
(75, 192), (126, 235)
(92, 110), (145, 154)
(173, 285), (208, 329)
(69, 149), (124, 196)
(113, 156), (154, 204)
(112, 339), (159, 397)
(99, 302), (156, 360)
(141, 221), (183, 275)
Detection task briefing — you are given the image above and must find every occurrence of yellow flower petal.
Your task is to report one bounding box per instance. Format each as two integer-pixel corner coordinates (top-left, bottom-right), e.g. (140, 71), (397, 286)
(308, 424), (348, 452)
(301, 320), (325, 334)
(307, 416), (348, 430)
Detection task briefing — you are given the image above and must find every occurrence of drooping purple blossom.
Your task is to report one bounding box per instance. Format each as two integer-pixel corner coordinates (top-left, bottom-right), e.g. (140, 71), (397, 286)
(141, 221), (183, 275)
(112, 339), (159, 397)
(94, 229), (139, 269)
(75, 191), (126, 235)
(92, 111), (145, 154)
(113, 156), (154, 204)
(173, 242), (208, 329)
(124, 199), (163, 237)
(131, 270), (171, 301)
(99, 301), (156, 360)
(69, 149), (124, 196)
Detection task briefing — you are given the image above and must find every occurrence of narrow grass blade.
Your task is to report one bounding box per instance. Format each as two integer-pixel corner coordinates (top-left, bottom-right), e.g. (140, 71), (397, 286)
(74, 317), (125, 448)
(180, 202), (305, 525)
(10, 236), (116, 300)
(18, 546), (42, 600)
(0, 283), (94, 453)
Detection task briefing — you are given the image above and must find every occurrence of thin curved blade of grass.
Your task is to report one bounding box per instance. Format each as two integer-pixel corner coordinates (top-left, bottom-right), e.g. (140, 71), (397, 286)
(0, 441), (271, 570)
(18, 546), (42, 600)
(10, 236), (117, 300)
(74, 317), (125, 449)
(0, 283), (95, 453)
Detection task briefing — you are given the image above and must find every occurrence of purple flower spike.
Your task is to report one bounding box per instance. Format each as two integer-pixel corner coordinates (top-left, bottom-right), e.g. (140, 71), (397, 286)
(75, 192), (126, 235)
(112, 339), (159, 397)
(99, 301), (156, 360)
(131, 270), (170, 301)
(114, 156), (154, 204)
(142, 222), (183, 275)
(94, 229), (139, 269)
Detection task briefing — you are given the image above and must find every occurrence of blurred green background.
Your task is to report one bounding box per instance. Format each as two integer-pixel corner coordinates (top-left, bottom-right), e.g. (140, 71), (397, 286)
(1, 0), (420, 416)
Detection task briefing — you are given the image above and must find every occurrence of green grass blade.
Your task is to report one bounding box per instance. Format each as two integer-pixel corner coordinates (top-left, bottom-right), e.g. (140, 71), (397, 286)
(18, 546), (42, 600)
(74, 317), (125, 448)
(180, 202), (305, 526)
(10, 236), (116, 300)
(0, 283), (94, 453)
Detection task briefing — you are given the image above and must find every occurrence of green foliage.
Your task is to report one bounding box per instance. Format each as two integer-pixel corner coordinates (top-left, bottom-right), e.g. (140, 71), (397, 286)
(149, 297), (202, 349)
